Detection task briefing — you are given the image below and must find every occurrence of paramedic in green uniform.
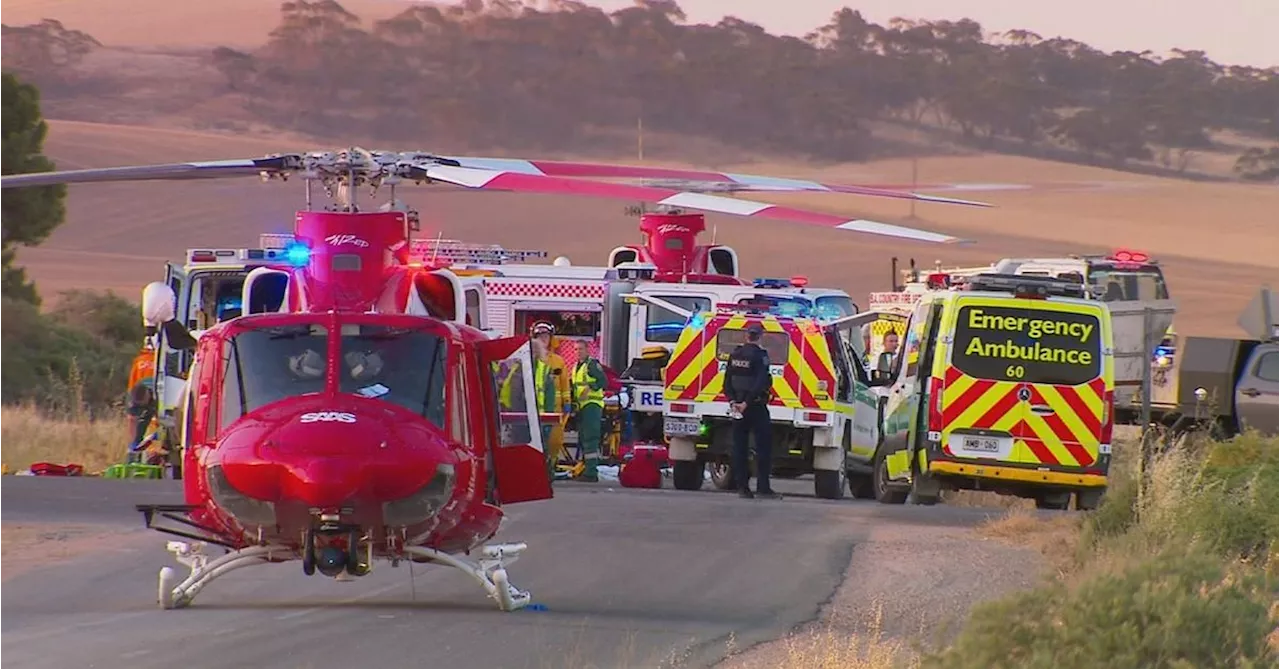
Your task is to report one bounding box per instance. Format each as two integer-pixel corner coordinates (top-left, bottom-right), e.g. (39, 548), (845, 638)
(571, 340), (606, 482)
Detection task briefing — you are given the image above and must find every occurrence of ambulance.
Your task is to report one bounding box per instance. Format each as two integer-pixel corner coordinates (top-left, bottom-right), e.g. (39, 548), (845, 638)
(867, 273), (1115, 511)
(661, 297), (879, 499)
(876, 251), (1173, 420)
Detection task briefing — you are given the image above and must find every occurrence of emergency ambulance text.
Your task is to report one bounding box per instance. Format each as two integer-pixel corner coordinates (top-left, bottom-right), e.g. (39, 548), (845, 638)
(952, 305), (1101, 385)
(964, 308), (1093, 366)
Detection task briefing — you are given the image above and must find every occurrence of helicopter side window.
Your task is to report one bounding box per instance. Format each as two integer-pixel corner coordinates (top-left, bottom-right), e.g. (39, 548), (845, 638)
(339, 324), (448, 429)
(220, 323), (329, 431)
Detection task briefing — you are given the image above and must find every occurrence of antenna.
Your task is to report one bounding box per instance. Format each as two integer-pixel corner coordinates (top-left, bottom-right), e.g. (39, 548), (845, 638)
(429, 229), (445, 265)
(890, 256), (899, 291)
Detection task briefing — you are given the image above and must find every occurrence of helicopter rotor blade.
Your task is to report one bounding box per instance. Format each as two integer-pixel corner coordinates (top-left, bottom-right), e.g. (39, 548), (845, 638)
(439, 157), (992, 208)
(0, 156), (302, 188)
(409, 162), (971, 244)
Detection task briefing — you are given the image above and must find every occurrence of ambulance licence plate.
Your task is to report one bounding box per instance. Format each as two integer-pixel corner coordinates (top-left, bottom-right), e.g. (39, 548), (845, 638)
(961, 436), (1000, 454)
(664, 417), (701, 436)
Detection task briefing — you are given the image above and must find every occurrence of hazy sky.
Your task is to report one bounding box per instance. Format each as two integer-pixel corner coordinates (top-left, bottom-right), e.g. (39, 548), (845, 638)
(547, 0), (1278, 67)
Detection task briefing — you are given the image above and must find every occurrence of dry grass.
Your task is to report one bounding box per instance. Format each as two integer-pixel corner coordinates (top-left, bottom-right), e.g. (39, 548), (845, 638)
(0, 404), (131, 473)
(719, 601), (922, 669)
(774, 608), (921, 669)
(978, 509), (1084, 575)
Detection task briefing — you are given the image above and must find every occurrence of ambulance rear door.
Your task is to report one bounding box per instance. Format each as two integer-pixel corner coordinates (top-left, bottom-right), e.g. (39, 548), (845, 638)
(944, 296), (1109, 472)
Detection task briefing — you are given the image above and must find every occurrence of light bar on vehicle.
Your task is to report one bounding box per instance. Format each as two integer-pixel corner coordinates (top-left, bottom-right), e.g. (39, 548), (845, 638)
(186, 248), (287, 264)
(958, 273), (1086, 299)
(258, 234), (547, 265)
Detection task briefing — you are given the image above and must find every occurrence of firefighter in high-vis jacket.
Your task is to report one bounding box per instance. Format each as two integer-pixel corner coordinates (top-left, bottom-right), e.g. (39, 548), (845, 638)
(530, 322), (572, 463)
(571, 340), (607, 482)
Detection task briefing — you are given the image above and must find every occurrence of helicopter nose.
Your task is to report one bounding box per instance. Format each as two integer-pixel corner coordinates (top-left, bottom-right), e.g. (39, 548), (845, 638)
(215, 405), (457, 523)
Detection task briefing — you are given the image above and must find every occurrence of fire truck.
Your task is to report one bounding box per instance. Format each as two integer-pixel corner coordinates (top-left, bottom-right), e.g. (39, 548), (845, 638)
(864, 252), (1177, 421)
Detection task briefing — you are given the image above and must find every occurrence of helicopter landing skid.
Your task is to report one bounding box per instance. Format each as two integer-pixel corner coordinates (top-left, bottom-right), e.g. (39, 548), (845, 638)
(157, 541), (291, 610)
(401, 542), (532, 612)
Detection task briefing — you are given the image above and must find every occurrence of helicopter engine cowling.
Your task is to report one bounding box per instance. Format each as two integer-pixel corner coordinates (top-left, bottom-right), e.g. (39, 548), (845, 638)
(208, 396), (468, 536)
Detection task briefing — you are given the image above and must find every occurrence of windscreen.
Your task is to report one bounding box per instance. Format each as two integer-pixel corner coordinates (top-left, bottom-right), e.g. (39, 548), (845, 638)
(950, 305), (1101, 386)
(338, 324), (448, 428)
(647, 295), (711, 342)
(716, 328), (789, 363)
(1089, 265), (1169, 301)
(221, 322), (329, 429)
(814, 295), (855, 321)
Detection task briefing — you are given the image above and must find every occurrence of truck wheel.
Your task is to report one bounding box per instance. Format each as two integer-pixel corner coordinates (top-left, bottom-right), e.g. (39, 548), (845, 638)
(1034, 492), (1072, 510)
(873, 456), (908, 505)
(814, 469), (845, 500)
(708, 462), (734, 490)
(1075, 488), (1106, 511)
(847, 473), (875, 499)
(672, 461), (705, 491)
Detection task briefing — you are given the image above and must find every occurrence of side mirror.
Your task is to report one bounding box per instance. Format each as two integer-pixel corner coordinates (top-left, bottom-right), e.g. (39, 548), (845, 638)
(142, 282), (177, 327)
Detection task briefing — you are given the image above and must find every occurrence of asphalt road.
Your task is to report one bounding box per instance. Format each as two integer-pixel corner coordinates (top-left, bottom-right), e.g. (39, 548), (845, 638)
(2, 476), (1002, 669)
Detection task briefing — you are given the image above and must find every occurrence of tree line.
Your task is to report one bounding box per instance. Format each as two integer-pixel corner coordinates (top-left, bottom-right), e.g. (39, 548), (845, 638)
(3, 1), (1278, 177)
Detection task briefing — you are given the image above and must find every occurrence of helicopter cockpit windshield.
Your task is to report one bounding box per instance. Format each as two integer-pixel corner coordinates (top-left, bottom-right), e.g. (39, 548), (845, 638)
(219, 321), (449, 430)
(221, 323), (330, 429)
(338, 323), (447, 428)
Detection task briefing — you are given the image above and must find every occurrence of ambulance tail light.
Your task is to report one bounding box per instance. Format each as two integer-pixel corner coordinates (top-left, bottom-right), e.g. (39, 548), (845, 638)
(927, 376), (944, 432)
(799, 411), (830, 426)
(670, 402), (695, 415)
(1099, 388), (1114, 446)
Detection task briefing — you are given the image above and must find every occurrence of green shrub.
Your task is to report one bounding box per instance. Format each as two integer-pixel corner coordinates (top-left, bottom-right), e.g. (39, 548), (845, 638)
(0, 294), (140, 413)
(924, 547), (1279, 669)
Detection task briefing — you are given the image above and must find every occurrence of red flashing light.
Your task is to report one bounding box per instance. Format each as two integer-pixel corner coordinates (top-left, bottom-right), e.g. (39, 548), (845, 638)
(925, 272), (951, 289)
(790, 275), (809, 287)
(1110, 249), (1150, 263)
(190, 250), (216, 262)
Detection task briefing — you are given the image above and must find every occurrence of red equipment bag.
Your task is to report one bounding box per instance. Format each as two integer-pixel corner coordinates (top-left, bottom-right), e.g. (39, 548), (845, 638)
(618, 444), (668, 489)
(29, 462), (85, 476)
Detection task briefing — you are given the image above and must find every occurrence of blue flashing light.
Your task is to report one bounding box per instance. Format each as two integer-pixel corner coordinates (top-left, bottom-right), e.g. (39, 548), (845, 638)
(284, 242), (312, 267)
(689, 311), (709, 330)
(752, 277), (792, 289)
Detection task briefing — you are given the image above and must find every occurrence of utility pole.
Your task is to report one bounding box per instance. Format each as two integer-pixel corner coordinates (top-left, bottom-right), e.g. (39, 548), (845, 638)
(637, 116), (644, 162)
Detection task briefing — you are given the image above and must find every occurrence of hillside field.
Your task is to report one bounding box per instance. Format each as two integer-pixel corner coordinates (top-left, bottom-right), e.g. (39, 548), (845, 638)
(16, 120), (1276, 338)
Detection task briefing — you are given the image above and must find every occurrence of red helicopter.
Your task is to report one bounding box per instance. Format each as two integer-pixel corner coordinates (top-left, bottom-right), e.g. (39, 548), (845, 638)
(0, 148), (987, 612)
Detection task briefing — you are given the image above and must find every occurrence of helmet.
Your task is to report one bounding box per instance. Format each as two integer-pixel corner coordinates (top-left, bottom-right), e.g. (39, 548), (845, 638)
(289, 349), (326, 380)
(530, 321), (555, 336)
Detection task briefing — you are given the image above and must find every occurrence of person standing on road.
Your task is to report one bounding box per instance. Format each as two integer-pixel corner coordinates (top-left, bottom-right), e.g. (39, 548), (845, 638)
(724, 322), (781, 499)
(571, 340), (607, 483)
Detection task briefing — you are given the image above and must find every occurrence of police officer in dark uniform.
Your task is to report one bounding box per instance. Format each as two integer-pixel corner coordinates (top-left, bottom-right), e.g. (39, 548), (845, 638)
(724, 322), (782, 499)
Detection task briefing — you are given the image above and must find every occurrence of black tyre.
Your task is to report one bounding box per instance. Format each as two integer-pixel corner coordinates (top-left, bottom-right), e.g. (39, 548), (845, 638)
(873, 456), (908, 505)
(1075, 488), (1106, 511)
(672, 460), (705, 491)
(814, 469), (845, 500)
(708, 461), (734, 490)
(848, 472), (875, 499)
(1035, 492), (1072, 510)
